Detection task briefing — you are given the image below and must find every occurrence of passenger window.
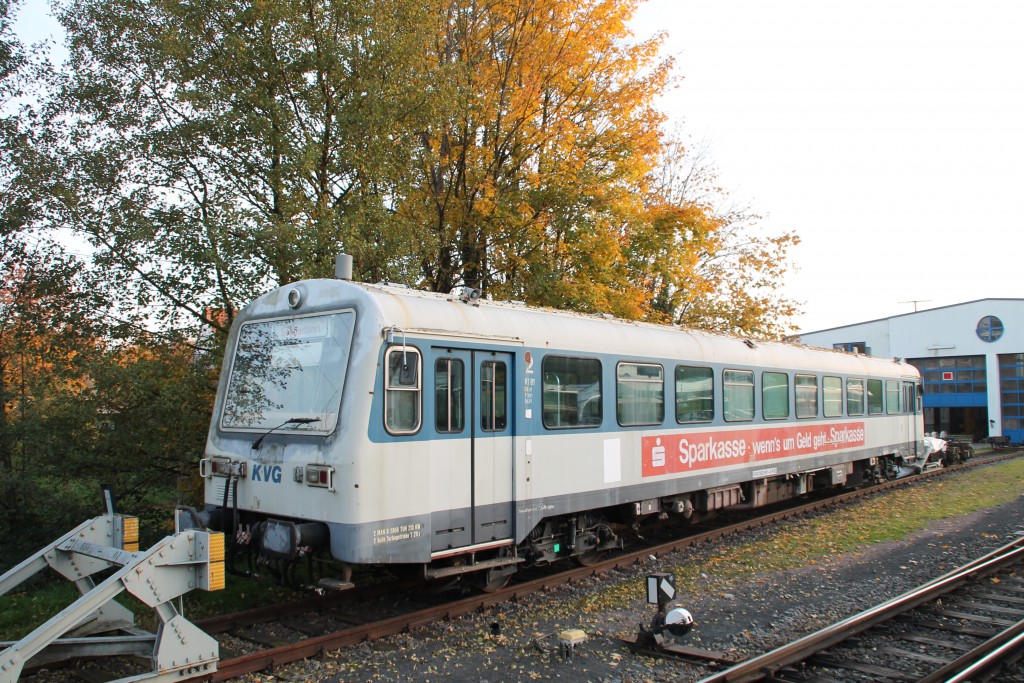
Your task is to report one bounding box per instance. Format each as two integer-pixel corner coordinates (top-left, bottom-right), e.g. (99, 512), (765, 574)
(867, 379), (883, 415)
(542, 356), (602, 428)
(907, 381), (921, 415)
(617, 362), (664, 426)
(762, 371), (789, 420)
(385, 346), (421, 434)
(823, 376), (843, 417)
(434, 358), (465, 433)
(886, 380), (900, 415)
(723, 369), (754, 422)
(795, 374), (818, 418)
(676, 365), (713, 423)
(846, 378), (865, 415)
(480, 361), (507, 431)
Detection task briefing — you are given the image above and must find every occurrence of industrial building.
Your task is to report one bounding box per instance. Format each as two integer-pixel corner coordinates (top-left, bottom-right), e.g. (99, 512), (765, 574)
(797, 299), (1024, 444)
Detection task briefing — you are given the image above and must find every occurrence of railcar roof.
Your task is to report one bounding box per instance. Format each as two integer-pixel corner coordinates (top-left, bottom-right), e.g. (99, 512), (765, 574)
(358, 282), (915, 377)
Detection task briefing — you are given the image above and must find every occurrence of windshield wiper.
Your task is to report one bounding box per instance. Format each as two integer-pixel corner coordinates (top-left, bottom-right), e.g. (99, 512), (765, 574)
(251, 417), (319, 450)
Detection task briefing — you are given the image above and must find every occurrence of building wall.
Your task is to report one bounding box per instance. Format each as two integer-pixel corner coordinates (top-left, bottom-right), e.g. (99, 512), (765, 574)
(797, 299), (1024, 442)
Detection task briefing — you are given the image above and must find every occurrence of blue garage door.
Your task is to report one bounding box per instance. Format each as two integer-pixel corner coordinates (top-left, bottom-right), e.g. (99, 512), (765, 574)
(1000, 354), (1024, 445)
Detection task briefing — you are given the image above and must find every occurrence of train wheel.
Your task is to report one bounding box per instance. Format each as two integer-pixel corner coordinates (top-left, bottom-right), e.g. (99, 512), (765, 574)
(475, 562), (517, 592)
(574, 548), (604, 567)
(574, 516), (615, 566)
(479, 571), (512, 593)
(475, 547), (518, 592)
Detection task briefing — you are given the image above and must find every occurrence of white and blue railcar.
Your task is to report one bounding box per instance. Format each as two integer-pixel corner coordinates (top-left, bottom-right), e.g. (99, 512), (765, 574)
(200, 273), (925, 588)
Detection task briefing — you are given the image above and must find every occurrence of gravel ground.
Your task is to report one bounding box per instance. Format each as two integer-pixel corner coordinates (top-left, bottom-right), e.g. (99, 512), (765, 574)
(232, 476), (1024, 683)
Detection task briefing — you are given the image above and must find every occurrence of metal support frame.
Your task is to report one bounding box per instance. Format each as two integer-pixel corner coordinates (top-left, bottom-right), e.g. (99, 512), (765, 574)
(0, 511), (225, 682)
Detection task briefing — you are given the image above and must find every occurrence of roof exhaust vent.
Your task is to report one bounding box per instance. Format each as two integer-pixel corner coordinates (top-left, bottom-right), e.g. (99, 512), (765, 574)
(335, 254), (353, 280)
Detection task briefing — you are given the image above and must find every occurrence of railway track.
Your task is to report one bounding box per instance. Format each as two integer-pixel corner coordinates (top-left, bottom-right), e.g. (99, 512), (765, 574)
(696, 535), (1024, 682)
(194, 451), (1022, 682)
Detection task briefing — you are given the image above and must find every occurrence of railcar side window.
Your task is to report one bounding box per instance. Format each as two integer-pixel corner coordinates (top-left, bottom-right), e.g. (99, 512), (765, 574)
(795, 374), (818, 418)
(823, 376), (843, 417)
(902, 381), (917, 415)
(909, 382), (925, 413)
(480, 360), (508, 431)
(867, 379), (883, 415)
(762, 371), (789, 420)
(886, 380), (900, 415)
(617, 362), (664, 426)
(676, 365), (714, 423)
(385, 346), (421, 434)
(723, 369), (754, 422)
(434, 358), (465, 433)
(847, 378), (865, 415)
(542, 356), (602, 428)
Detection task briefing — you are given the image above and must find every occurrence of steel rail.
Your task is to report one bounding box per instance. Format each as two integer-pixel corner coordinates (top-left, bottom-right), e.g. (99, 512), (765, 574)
(696, 536), (1024, 683)
(919, 618), (1024, 683)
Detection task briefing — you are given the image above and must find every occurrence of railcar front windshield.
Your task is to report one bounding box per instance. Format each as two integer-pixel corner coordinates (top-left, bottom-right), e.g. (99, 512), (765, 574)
(220, 311), (355, 433)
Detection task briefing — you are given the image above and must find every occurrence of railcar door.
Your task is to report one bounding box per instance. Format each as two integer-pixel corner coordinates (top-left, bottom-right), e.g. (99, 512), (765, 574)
(473, 351), (514, 544)
(903, 380), (920, 446)
(428, 347), (514, 552)
(430, 348), (474, 551)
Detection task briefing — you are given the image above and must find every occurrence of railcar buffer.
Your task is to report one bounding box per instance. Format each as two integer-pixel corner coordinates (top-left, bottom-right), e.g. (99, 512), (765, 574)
(0, 506), (226, 682)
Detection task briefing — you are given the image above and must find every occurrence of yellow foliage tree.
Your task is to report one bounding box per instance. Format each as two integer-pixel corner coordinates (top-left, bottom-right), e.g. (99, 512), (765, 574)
(634, 133), (802, 338)
(403, 0), (670, 318)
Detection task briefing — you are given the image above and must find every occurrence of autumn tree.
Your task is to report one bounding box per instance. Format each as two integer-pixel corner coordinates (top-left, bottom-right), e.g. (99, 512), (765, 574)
(407, 0), (670, 318)
(1, 5), (217, 549)
(634, 132), (801, 337)
(0, 236), (220, 562)
(0, 237), (110, 559)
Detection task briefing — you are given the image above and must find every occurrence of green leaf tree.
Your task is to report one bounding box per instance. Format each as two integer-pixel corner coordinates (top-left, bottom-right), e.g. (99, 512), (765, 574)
(27, 0), (439, 336)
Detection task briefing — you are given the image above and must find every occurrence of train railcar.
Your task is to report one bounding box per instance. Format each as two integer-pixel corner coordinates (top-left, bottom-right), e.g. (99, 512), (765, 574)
(199, 269), (925, 589)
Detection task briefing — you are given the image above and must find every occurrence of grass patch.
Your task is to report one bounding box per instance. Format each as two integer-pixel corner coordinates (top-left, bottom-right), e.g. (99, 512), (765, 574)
(574, 458), (1024, 615)
(0, 576), (81, 641)
(710, 457), (1024, 579)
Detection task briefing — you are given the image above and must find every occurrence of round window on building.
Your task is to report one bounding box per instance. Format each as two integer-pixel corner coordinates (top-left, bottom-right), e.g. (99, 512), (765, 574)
(977, 315), (1004, 342)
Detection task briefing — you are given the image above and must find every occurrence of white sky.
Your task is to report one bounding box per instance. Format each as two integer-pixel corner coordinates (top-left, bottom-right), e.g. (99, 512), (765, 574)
(631, 0), (1024, 333)
(14, 1), (1024, 334)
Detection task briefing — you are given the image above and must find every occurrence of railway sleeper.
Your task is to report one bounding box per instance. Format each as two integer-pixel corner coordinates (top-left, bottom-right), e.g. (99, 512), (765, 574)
(808, 653), (919, 680)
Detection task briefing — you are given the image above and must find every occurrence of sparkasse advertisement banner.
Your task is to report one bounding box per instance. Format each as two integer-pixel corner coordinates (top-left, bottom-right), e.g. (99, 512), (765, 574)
(641, 422), (866, 477)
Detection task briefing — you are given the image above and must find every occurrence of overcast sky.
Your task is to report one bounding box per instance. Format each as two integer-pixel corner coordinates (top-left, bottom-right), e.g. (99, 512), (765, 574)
(14, 1), (1024, 334)
(631, 0), (1024, 333)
